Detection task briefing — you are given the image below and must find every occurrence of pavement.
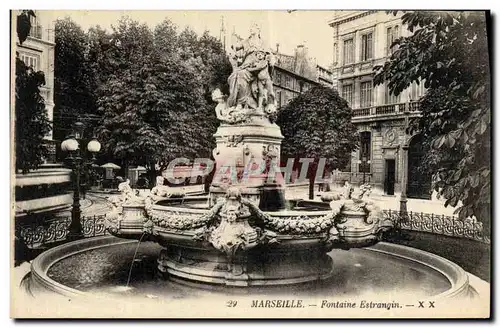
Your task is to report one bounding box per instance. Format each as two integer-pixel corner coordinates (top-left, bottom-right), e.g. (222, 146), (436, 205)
(285, 185), (458, 217)
(78, 185), (206, 217)
(54, 192), (114, 218)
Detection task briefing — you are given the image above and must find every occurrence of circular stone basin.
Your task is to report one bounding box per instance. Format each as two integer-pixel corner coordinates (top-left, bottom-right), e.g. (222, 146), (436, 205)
(28, 236), (474, 303)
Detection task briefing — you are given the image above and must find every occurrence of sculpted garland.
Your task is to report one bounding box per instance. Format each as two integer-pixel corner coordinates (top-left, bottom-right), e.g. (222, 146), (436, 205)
(106, 178), (385, 237)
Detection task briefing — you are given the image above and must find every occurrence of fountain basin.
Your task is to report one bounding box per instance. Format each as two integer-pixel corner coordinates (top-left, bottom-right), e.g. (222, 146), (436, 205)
(27, 235), (478, 303)
(105, 184), (396, 287)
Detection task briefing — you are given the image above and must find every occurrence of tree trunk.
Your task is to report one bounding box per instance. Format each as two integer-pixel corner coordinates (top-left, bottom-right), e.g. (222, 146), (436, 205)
(308, 162), (318, 200)
(308, 177), (314, 200)
(149, 160), (156, 189)
(124, 160), (129, 181)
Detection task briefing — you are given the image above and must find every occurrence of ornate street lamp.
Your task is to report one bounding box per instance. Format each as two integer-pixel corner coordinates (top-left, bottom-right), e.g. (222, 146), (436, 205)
(61, 122), (101, 240)
(357, 156), (371, 184)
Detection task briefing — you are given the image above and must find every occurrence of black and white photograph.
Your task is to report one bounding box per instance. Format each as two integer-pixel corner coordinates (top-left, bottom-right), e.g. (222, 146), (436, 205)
(9, 8), (491, 319)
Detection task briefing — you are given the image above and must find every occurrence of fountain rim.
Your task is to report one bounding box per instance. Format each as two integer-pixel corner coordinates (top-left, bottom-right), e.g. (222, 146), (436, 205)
(29, 235), (475, 301)
(150, 203), (334, 217)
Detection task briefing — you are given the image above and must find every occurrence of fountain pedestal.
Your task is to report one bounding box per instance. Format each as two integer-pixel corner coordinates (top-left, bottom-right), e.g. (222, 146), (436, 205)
(209, 118), (285, 211)
(157, 242), (334, 287)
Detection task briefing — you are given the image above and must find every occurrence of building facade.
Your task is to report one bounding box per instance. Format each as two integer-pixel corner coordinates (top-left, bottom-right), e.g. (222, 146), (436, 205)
(329, 11), (431, 199)
(316, 64), (334, 87)
(272, 63), (319, 110)
(15, 10), (56, 143)
(14, 11), (72, 218)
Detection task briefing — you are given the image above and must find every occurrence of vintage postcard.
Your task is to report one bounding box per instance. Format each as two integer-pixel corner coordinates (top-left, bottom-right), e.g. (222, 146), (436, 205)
(11, 9), (491, 319)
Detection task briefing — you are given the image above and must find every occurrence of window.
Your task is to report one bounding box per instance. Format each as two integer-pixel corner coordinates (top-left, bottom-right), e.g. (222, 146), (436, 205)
(342, 84), (353, 106)
(20, 53), (38, 71)
(386, 25), (400, 55)
(276, 91), (282, 108)
(359, 131), (371, 173)
(273, 70), (281, 84)
(360, 81), (373, 108)
(385, 84), (400, 104)
(333, 43), (338, 64)
(343, 38), (354, 65)
(409, 80), (426, 101)
(361, 32), (373, 61)
(29, 12), (42, 39)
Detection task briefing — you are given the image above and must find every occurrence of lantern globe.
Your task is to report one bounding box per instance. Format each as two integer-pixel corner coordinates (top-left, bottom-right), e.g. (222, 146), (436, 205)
(61, 138), (79, 152)
(87, 139), (101, 153)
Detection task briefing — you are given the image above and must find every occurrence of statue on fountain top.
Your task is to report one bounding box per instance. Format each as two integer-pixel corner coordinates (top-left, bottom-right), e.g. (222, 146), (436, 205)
(212, 23), (277, 125)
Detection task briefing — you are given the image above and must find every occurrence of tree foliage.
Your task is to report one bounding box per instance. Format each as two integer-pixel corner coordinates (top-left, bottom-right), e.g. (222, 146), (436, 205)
(52, 16), (232, 183)
(16, 10), (35, 45)
(92, 17), (232, 182)
(374, 11), (490, 230)
(15, 58), (51, 173)
(53, 18), (100, 153)
(15, 10), (51, 173)
(277, 85), (359, 198)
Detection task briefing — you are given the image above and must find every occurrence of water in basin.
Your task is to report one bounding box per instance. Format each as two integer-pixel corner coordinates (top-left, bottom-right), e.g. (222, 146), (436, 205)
(47, 241), (451, 300)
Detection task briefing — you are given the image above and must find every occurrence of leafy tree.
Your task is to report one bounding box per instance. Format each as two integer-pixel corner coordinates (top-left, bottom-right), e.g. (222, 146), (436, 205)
(53, 18), (100, 158)
(15, 11), (51, 173)
(186, 30), (233, 161)
(277, 85), (359, 199)
(15, 59), (51, 174)
(94, 17), (232, 186)
(95, 18), (220, 185)
(153, 19), (178, 55)
(96, 18), (159, 176)
(374, 11), (490, 232)
(16, 10), (35, 45)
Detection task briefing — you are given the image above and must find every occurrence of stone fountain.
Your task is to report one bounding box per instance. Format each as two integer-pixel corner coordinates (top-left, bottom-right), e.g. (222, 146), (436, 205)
(102, 26), (394, 286)
(21, 27), (487, 315)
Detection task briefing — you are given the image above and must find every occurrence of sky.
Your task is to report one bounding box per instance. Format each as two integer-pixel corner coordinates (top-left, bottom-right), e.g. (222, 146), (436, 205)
(48, 10), (336, 67)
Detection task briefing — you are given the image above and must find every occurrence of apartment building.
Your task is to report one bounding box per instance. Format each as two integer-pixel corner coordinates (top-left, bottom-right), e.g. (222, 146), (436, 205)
(329, 11), (430, 199)
(16, 10), (56, 144)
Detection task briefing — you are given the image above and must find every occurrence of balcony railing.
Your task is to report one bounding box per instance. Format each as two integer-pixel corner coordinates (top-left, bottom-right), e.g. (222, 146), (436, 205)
(375, 104), (396, 115)
(352, 107), (371, 117)
(351, 102), (420, 118)
(408, 101), (421, 112)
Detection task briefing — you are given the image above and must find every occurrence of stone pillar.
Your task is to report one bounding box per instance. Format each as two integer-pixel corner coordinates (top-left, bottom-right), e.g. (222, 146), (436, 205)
(354, 78), (361, 109)
(399, 144), (409, 213)
(400, 115), (410, 214)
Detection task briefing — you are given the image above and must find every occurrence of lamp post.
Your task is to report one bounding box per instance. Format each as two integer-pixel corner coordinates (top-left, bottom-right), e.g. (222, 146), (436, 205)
(357, 156), (371, 184)
(61, 122), (101, 240)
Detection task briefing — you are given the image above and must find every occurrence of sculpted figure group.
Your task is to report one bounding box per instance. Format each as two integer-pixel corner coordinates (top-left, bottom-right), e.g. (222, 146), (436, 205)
(213, 24), (277, 124)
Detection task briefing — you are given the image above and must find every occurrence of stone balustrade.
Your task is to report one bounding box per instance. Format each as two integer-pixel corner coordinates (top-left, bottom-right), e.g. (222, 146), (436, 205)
(351, 101), (421, 119)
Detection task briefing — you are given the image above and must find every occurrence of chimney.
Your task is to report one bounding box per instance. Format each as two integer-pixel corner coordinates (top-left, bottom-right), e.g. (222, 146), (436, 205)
(294, 43), (312, 78)
(276, 43), (280, 53)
